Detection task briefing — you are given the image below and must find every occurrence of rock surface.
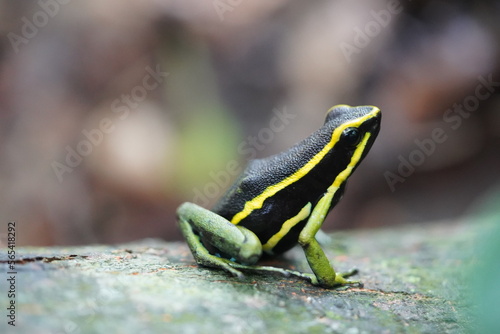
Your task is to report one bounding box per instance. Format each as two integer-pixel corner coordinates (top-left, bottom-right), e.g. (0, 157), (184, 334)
(0, 222), (478, 333)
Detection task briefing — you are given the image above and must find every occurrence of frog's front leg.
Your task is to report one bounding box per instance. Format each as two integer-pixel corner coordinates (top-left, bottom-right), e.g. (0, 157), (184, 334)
(298, 193), (362, 288)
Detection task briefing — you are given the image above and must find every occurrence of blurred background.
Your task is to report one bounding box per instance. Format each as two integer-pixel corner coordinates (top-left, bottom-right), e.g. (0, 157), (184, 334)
(0, 0), (499, 247)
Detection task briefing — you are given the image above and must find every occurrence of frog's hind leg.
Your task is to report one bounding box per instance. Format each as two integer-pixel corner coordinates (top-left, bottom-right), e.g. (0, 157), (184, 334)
(177, 216), (240, 278)
(177, 203), (314, 282)
(177, 202), (263, 278)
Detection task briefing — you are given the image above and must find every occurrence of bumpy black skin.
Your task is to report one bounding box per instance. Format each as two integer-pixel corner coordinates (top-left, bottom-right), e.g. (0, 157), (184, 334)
(212, 106), (381, 255)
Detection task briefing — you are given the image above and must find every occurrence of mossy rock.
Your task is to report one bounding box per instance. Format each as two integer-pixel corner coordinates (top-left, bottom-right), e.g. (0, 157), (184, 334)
(1, 221), (486, 333)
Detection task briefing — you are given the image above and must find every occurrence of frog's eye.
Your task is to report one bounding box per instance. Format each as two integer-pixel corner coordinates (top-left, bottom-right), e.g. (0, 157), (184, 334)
(342, 128), (361, 146)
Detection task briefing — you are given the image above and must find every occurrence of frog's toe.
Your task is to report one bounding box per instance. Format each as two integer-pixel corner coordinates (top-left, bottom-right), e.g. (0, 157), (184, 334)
(340, 268), (359, 278)
(228, 267), (245, 280)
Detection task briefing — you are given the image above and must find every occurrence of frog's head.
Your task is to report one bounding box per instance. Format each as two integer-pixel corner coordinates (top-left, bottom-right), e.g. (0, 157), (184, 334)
(324, 104), (381, 173)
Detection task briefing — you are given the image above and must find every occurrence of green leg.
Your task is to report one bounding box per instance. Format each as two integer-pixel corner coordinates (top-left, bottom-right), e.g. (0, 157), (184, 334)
(178, 203), (299, 278)
(178, 213), (244, 278)
(178, 202), (265, 279)
(177, 203), (330, 283)
(298, 194), (361, 288)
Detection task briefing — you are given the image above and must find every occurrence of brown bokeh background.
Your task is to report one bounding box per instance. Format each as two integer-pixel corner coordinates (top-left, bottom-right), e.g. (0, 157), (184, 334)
(0, 0), (499, 246)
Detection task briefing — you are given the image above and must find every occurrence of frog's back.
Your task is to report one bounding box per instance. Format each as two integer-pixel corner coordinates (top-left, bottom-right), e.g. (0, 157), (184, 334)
(212, 125), (345, 254)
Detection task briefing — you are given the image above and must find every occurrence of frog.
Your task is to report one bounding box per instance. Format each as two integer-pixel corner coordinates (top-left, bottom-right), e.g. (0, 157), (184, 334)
(177, 104), (381, 288)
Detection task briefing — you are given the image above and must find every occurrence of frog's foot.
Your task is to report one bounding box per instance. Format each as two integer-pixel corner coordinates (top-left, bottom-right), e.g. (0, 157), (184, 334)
(228, 263), (362, 288)
(333, 269), (363, 288)
(225, 262), (322, 284)
(187, 238), (247, 280)
(294, 268), (362, 288)
(228, 262), (294, 278)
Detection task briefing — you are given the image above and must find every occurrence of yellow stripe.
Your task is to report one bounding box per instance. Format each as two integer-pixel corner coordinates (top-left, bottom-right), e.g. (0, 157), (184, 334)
(231, 107), (379, 225)
(327, 132), (371, 194)
(262, 202), (312, 252)
(260, 129), (369, 252)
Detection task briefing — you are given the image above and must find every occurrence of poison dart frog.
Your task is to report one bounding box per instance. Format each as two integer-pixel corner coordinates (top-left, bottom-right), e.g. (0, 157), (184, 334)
(177, 105), (381, 288)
